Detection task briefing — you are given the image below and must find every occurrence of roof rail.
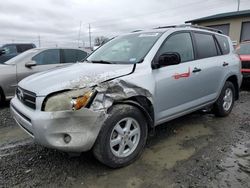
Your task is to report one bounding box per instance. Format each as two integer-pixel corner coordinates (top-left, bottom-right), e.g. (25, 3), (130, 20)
(131, 30), (143, 33)
(154, 24), (223, 34)
(187, 25), (223, 34)
(153, 25), (177, 29)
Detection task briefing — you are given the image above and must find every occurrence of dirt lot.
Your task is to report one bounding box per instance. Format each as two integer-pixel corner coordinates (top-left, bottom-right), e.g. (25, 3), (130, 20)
(0, 86), (250, 188)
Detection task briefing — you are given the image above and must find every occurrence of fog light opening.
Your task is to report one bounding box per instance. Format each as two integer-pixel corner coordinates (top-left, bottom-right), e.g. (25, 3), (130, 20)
(64, 134), (71, 144)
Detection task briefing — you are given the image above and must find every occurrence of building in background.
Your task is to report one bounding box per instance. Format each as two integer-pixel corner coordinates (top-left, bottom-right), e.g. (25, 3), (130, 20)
(186, 9), (250, 46)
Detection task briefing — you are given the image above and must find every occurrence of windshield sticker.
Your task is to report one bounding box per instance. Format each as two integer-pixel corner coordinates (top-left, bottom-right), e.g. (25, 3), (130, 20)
(129, 58), (137, 62)
(139, 33), (159, 37)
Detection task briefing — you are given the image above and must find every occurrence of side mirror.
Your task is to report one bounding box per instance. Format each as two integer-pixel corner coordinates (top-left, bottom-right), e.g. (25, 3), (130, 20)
(154, 52), (181, 68)
(0, 48), (6, 56)
(25, 60), (36, 68)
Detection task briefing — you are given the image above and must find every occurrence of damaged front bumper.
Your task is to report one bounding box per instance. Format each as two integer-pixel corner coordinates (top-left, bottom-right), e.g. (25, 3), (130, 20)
(10, 96), (105, 152)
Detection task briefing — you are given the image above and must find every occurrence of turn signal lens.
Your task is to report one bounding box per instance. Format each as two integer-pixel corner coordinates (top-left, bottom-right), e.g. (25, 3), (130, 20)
(71, 91), (93, 111)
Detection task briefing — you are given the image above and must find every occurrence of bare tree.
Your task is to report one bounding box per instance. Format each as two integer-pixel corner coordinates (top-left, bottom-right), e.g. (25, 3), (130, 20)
(94, 36), (109, 46)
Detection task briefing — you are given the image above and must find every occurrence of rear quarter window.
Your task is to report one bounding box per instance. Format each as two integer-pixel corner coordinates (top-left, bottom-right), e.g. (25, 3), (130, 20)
(215, 35), (230, 55)
(17, 44), (34, 53)
(194, 32), (218, 59)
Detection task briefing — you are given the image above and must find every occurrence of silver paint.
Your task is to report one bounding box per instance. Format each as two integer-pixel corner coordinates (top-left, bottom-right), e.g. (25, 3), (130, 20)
(10, 28), (242, 152)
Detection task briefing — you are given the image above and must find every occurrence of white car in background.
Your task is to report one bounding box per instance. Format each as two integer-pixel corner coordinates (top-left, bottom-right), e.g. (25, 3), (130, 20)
(0, 48), (88, 103)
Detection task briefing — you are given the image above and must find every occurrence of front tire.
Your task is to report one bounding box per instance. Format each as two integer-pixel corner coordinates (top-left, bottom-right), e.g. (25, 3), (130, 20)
(213, 81), (235, 117)
(93, 104), (148, 168)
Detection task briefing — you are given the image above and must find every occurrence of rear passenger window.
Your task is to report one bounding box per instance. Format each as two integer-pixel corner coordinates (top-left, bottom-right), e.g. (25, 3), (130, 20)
(62, 49), (88, 63)
(76, 50), (88, 61)
(215, 35), (230, 55)
(158, 32), (194, 62)
(194, 33), (218, 59)
(17, 45), (33, 53)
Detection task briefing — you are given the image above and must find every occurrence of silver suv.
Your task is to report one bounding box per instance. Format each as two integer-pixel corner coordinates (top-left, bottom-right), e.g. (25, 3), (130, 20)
(10, 25), (242, 168)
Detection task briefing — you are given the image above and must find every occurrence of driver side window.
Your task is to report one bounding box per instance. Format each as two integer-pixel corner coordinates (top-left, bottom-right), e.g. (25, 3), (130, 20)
(32, 49), (60, 65)
(158, 32), (194, 63)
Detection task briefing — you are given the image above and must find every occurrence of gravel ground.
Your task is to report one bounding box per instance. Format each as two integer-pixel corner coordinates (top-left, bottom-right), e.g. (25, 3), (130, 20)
(0, 86), (249, 188)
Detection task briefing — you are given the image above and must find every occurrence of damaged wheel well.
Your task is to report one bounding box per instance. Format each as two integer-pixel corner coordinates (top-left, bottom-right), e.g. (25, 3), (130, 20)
(111, 96), (155, 129)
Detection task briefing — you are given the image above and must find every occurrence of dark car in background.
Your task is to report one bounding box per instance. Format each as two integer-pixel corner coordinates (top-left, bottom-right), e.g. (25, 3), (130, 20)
(0, 43), (36, 64)
(236, 41), (250, 80)
(0, 48), (89, 103)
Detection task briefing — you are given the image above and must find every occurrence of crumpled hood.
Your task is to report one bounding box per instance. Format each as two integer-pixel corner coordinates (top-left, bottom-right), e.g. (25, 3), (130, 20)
(18, 63), (134, 96)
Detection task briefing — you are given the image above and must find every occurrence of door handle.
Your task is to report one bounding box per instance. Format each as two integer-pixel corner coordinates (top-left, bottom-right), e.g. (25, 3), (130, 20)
(192, 67), (202, 73)
(223, 62), (229, 67)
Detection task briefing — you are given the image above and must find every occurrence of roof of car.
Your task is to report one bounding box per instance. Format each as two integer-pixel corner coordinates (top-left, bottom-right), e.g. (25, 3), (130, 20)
(33, 47), (89, 51)
(2, 43), (35, 47)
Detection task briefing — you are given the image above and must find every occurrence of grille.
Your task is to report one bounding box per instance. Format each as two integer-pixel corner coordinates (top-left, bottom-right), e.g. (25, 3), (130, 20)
(16, 87), (36, 109)
(242, 61), (250, 69)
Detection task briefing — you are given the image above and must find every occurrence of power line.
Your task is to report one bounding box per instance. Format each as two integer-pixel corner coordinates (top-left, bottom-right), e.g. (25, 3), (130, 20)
(88, 23), (92, 48)
(77, 21), (82, 47)
(79, 0), (225, 31)
(78, 0), (220, 28)
(38, 35), (41, 47)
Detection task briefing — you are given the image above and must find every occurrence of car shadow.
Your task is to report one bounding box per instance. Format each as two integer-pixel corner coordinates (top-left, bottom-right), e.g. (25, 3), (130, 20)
(241, 80), (250, 91)
(1, 111), (215, 187)
(0, 101), (10, 109)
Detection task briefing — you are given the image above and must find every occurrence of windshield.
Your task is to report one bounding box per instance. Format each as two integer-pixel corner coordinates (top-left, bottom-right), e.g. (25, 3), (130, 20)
(87, 32), (162, 64)
(237, 43), (250, 55)
(4, 49), (39, 64)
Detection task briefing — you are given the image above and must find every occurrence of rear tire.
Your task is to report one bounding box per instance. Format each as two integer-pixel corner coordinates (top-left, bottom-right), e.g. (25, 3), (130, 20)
(213, 81), (235, 117)
(93, 104), (148, 168)
(0, 88), (5, 105)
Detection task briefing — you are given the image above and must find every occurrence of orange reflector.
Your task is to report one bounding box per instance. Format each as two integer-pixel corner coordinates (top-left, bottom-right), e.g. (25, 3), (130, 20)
(72, 91), (93, 110)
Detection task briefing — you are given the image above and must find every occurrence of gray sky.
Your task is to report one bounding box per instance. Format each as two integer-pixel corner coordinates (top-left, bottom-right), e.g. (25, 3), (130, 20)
(0, 0), (250, 47)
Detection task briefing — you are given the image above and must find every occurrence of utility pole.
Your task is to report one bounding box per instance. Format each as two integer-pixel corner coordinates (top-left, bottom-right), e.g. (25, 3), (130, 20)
(88, 23), (92, 49)
(38, 35), (41, 47)
(78, 21), (82, 48)
(237, 0), (240, 11)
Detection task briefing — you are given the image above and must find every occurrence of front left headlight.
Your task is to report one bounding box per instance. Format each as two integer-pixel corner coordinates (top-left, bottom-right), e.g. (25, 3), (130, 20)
(43, 88), (95, 112)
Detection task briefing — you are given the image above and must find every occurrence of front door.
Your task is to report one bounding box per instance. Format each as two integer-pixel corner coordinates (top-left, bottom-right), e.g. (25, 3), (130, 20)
(17, 49), (62, 82)
(153, 32), (202, 123)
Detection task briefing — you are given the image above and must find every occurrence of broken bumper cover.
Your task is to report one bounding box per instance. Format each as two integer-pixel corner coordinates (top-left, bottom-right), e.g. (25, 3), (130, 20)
(10, 96), (105, 152)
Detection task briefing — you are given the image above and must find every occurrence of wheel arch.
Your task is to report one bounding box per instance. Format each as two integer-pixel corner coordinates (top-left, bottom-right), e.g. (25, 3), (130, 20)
(111, 95), (155, 129)
(226, 75), (239, 100)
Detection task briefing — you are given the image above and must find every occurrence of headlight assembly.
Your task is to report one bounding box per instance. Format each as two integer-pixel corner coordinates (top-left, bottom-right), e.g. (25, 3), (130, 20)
(44, 89), (95, 112)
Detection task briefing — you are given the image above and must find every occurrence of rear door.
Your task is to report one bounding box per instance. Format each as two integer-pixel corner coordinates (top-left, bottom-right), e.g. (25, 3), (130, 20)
(17, 49), (62, 82)
(192, 32), (225, 100)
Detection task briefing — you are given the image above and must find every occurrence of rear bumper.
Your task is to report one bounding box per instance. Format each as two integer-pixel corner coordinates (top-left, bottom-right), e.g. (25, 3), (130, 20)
(10, 96), (106, 152)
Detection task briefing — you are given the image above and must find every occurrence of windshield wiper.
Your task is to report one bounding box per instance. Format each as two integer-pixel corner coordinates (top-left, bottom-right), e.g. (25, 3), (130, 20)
(84, 59), (93, 63)
(91, 60), (113, 64)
